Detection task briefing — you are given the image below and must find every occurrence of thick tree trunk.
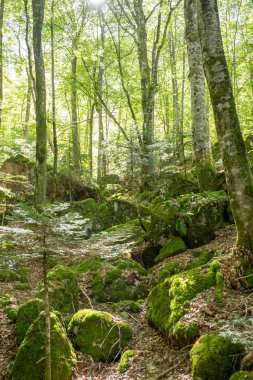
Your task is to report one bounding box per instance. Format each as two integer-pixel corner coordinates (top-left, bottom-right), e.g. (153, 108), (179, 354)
(184, 0), (216, 190)
(50, 0), (58, 202)
(0, 0), (4, 129)
(32, 0), (47, 205)
(88, 102), (95, 178)
(196, 0), (253, 250)
(71, 54), (81, 173)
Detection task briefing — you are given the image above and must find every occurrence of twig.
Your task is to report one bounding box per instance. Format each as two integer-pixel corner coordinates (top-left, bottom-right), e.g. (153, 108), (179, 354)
(153, 352), (189, 380)
(79, 287), (94, 309)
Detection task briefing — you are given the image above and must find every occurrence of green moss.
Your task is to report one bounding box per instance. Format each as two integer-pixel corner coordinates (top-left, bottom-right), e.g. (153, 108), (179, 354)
(157, 262), (181, 283)
(0, 269), (19, 282)
(172, 322), (200, 347)
(91, 258), (148, 303)
(190, 334), (245, 380)
(111, 300), (141, 314)
(16, 298), (44, 345)
(39, 265), (78, 315)
(4, 306), (18, 322)
(0, 299), (12, 307)
(230, 372), (253, 380)
(68, 309), (132, 362)
(146, 263), (220, 344)
(188, 250), (215, 269)
(9, 311), (76, 380)
(106, 219), (140, 232)
(73, 259), (102, 274)
(15, 283), (31, 291)
(215, 271), (224, 303)
(154, 237), (186, 263)
(119, 350), (136, 373)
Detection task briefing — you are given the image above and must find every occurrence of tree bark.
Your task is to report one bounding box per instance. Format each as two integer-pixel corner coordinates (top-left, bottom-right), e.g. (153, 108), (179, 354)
(0, 0), (4, 129)
(24, 70), (32, 142)
(50, 0), (58, 202)
(196, 0), (253, 250)
(32, 0), (47, 205)
(184, 0), (216, 190)
(71, 54), (81, 173)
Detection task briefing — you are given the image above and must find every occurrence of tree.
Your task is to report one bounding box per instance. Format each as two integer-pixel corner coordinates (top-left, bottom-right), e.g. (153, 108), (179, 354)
(184, 0), (216, 191)
(0, 0), (5, 129)
(32, 0), (47, 205)
(196, 0), (253, 250)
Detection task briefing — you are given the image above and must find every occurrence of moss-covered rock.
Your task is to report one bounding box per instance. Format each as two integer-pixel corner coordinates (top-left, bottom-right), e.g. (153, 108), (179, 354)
(16, 298), (44, 345)
(190, 334), (244, 380)
(157, 167), (198, 198)
(146, 191), (228, 248)
(70, 198), (103, 231)
(68, 309), (132, 362)
(230, 372), (253, 380)
(154, 237), (186, 263)
(91, 258), (148, 303)
(146, 262), (220, 346)
(38, 265), (78, 315)
(10, 311), (76, 380)
(4, 306), (18, 322)
(101, 197), (149, 228)
(119, 350), (137, 373)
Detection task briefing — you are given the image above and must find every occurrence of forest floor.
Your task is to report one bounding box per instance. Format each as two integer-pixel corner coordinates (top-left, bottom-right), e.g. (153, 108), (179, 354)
(1, 217), (253, 380)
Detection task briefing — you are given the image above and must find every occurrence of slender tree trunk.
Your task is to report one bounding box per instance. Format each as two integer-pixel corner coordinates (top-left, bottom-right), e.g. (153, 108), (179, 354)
(24, 71), (32, 142)
(134, 0), (154, 188)
(71, 54), (81, 173)
(184, 0), (216, 190)
(97, 19), (106, 184)
(196, 0), (253, 250)
(169, 31), (182, 160)
(32, 0), (47, 205)
(50, 0), (58, 202)
(42, 228), (51, 380)
(88, 102), (95, 177)
(0, 0), (4, 129)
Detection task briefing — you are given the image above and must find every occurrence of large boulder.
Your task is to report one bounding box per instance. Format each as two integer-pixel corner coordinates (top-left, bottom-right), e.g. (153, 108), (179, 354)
(68, 309), (132, 362)
(147, 191), (228, 248)
(37, 265), (78, 315)
(190, 334), (244, 380)
(9, 312), (76, 380)
(16, 298), (44, 345)
(90, 257), (148, 303)
(146, 262), (220, 346)
(1, 154), (98, 201)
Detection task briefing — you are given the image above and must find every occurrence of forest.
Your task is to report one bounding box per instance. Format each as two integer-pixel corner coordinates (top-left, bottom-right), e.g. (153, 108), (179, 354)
(0, 0), (253, 379)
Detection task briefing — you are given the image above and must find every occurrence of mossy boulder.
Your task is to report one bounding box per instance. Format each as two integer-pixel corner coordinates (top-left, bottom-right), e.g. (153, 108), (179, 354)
(190, 334), (245, 380)
(70, 198), (103, 231)
(4, 306), (18, 322)
(10, 311), (76, 380)
(154, 237), (186, 263)
(119, 350), (137, 373)
(146, 262), (220, 346)
(16, 298), (44, 345)
(230, 372), (253, 380)
(101, 197), (149, 228)
(91, 257), (148, 303)
(68, 309), (132, 362)
(157, 167), (198, 198)
(146, 191), (228, 248)
(38, 265), (78, 315)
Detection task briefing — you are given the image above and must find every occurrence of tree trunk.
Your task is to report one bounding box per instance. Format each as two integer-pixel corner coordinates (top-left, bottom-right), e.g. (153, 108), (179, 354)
(134, 0), (154, 188)
(71, 54), (81, 173)
(97, 18), (106, 184)
(32, 0), (47, 205)
(196, 0), (253, 250)
(184, 0), (216, 190)
(24, 71), (32, 142)
(50, 0), (58, 202)
(88, 102), (95, 178)
(0, 0), (4, 130)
